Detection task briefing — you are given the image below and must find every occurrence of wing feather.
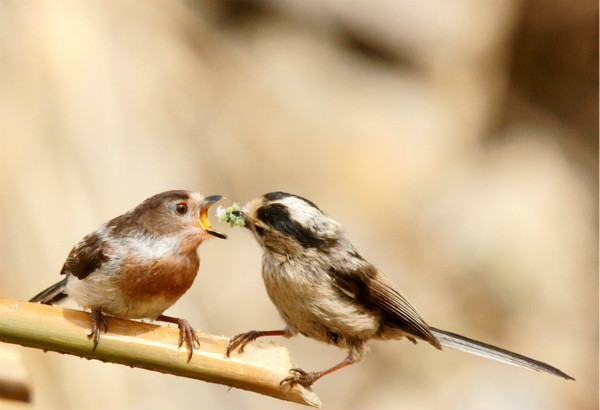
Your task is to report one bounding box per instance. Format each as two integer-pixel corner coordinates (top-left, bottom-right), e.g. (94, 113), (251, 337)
(329, 262), (441, 349)
(61, 231), (110, 279)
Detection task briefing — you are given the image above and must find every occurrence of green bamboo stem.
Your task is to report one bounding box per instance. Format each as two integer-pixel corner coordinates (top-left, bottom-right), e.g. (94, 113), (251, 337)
(0, 297), (321, 408)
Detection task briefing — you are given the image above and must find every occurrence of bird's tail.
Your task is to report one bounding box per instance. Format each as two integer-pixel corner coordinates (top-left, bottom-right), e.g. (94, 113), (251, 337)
(429, 327), (574, 380)
(29, 278), (69, 304)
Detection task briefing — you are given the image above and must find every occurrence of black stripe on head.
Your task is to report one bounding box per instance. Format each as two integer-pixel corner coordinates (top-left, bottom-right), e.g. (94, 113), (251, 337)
(256, 203), (326, 249)
(264, 192), (321, 211)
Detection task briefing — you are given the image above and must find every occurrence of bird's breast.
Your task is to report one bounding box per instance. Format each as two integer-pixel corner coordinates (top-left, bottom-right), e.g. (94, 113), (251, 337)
(261, 256), (380, 347)
(117, 253), (200, 313)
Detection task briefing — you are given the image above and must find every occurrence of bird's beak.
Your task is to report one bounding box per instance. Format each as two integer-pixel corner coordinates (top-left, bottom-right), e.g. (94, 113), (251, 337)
(198, 195), (228, 239)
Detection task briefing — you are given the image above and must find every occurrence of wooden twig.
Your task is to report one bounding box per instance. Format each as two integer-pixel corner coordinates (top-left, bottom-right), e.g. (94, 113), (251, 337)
(0, 297), (322, 408)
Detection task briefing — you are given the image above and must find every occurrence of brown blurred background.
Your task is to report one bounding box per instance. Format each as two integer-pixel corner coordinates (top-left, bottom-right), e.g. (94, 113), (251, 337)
(0, 0), (597, 409)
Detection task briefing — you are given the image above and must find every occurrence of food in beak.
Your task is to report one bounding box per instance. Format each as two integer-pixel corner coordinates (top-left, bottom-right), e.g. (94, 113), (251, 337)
(199, 196), (228, 239)
(216, 203), (246, 228)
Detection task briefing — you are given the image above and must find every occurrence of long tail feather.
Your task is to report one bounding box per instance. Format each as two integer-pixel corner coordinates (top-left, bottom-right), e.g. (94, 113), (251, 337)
(429, 327), (574, 380)
(29, 278), (69, 304)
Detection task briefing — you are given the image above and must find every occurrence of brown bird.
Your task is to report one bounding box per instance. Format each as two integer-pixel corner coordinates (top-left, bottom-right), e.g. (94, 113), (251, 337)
(30, 190), (227, 361)
(226, 192), (574, 386)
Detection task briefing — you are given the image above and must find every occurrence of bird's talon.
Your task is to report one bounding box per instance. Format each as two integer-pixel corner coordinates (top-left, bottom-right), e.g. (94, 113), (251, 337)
(280, 368), (319, 388)
(226, 330), (259, 357)
(88, 310), (108, 350)
(178, 330), (185, 349)
(191, 328), (201, 348)
(225, 336), (242, 357)
(101, 315), (108, 333)
(175, 319), (199, 362)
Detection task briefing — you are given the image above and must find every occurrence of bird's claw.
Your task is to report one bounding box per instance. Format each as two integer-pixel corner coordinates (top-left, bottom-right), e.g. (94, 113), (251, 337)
(280, 368), (320, 388)
(226, 330), (261, 357)
(88, 309), (108, 350)
(175, 318), (200, 362)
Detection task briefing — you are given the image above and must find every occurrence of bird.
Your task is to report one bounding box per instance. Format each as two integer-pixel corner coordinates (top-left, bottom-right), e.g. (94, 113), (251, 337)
(30, 190), (227, 361)
(225, 191), (574, 386)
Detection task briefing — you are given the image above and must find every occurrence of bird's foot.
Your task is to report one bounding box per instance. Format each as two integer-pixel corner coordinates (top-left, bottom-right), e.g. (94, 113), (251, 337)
(176, 318), (200, 362)
(280, 368), (321, 388)
(155, 315), (200, 362)
(88, 309), (108, 350)
(226, 330), (261, 357)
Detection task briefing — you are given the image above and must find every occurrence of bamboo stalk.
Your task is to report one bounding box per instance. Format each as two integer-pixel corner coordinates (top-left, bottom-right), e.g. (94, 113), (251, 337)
(0, 297), (321, 408)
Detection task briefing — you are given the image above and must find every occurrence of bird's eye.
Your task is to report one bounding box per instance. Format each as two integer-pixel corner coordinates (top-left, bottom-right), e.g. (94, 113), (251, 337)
(175, 202), (188, 215)
(254, 224), (266, 236)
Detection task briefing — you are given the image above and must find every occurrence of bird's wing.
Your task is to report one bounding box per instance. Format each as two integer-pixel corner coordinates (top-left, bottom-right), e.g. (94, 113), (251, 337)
(329, 263), (441, 349)
(61, 231), (111, 279)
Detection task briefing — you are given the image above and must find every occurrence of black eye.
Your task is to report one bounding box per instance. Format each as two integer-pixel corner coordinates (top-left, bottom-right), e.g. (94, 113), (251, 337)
(175, 202), (188, 215)
(254, 224), (266, 236)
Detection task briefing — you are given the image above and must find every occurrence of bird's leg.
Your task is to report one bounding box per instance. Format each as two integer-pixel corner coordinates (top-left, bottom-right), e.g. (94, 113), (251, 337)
(226, 330), (287, 357)
(88, 309), (108, 350)
(156, 314), (200, 362)
(280, 355), (356, 388)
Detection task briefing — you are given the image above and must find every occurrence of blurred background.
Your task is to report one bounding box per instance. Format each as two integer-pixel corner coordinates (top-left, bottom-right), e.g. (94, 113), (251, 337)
(0, 0), (597, 409)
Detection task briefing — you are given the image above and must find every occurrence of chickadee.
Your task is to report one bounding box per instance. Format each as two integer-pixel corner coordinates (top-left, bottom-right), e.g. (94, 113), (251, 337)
(226, 192), (573, 386)
(30, 190), (227, 361)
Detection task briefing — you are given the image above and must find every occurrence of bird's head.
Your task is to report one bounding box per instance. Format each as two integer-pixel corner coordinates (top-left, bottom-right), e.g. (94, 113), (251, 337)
(126, 190), (227, 252)
(238, 192), (342, 259)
